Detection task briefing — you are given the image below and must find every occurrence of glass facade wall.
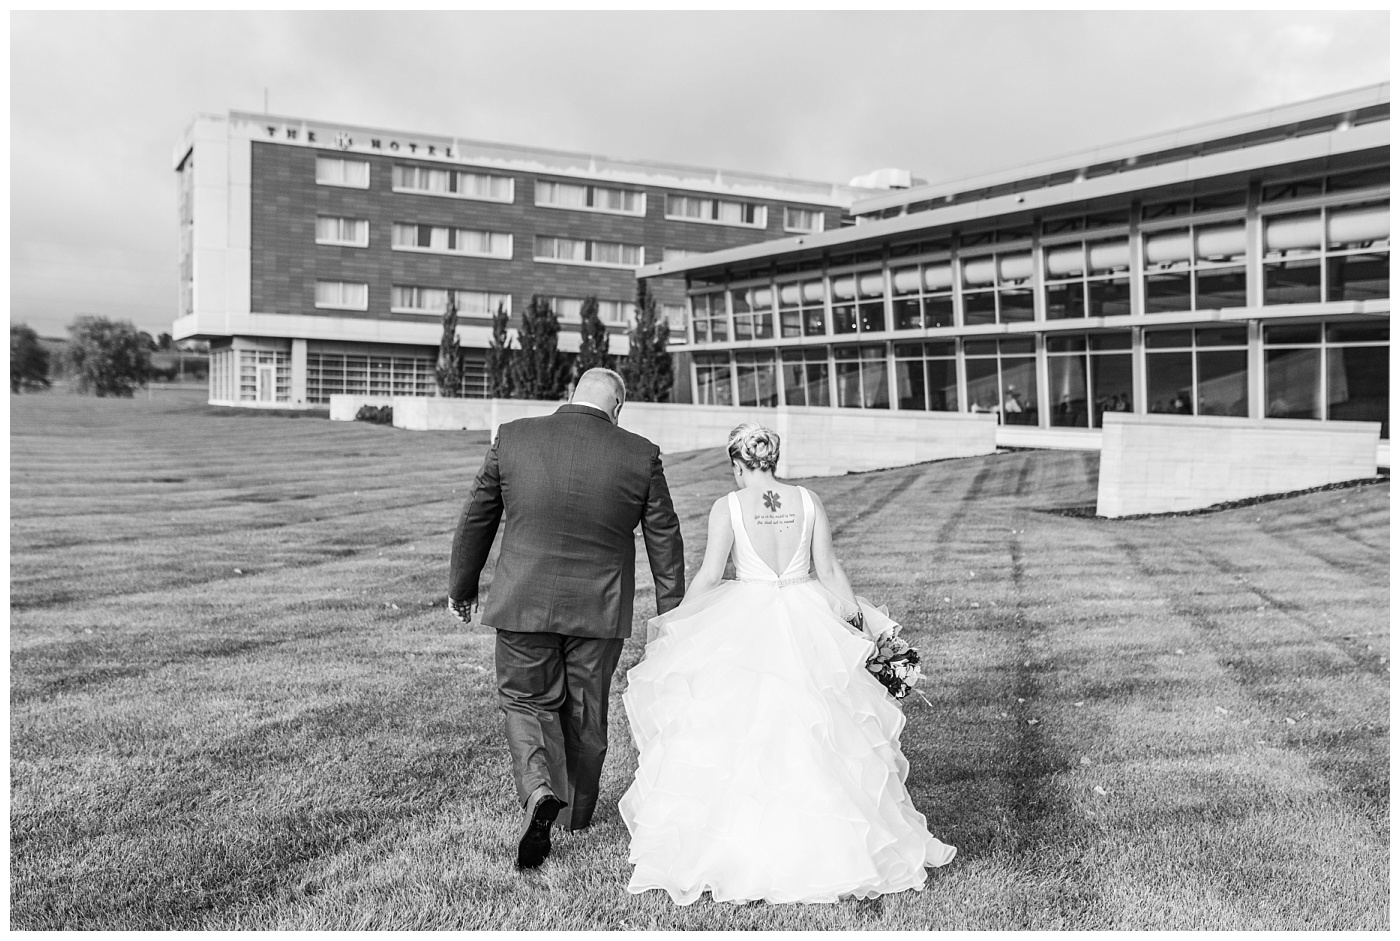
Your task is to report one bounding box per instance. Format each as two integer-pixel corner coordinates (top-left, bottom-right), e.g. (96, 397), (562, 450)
(679, 175), (1388, 438)
(303, 350), (481, 404)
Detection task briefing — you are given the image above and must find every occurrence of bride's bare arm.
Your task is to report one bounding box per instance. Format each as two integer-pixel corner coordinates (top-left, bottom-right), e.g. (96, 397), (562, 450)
(682, 498), (734, 601)
(810, 492), (859, 615)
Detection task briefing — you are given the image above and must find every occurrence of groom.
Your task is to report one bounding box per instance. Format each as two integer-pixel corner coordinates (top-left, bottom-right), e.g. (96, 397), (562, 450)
(448, 368), (686, 870)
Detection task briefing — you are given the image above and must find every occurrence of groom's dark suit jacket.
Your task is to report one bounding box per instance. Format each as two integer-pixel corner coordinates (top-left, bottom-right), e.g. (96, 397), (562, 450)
(449, 404), (686, 638)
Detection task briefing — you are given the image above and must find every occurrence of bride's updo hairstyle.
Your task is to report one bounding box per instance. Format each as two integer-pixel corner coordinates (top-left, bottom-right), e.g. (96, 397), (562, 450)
(727, 422), (781, 473)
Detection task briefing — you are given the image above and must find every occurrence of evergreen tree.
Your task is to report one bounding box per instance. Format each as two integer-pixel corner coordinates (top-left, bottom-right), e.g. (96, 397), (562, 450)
(435, 294), (463, 397)
(64, 316), (151, 397)
(487, 301), (514, 398)
(620, 279), (674, 403)
(10, 324), (51, 393)
(510, 296), (569, 400)
(575, 295), (612, 375)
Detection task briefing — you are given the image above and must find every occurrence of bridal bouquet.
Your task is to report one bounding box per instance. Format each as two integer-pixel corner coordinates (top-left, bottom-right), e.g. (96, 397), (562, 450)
(841, 597), (929, 705)
(865, 622), (928, 704)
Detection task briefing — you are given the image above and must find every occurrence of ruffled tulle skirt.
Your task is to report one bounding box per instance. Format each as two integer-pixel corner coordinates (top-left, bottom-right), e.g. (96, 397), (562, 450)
(619, 579), (956, 906)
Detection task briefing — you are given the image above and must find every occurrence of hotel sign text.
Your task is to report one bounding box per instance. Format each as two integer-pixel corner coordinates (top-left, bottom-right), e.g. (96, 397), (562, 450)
(260, 124), (456, 158)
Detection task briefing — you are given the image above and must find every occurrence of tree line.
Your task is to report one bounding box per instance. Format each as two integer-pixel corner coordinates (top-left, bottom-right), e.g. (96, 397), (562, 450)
(11, 317), (209, 396)
(437, 279), (673, 403)
(15, 278), (675, 402)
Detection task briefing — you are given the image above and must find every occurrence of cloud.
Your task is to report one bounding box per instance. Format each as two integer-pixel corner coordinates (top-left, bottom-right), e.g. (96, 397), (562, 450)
(9, 10), (1388, 337)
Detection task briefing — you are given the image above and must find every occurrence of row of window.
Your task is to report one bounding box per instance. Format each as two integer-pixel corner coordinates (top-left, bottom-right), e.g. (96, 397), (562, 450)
(691, 322), (1389, 437)
(312, 279), (683, 326)
(314, 156), (825, 232)
(688, 201), (1389, 342)
(306, 351), (487, 404)
(316, 214), (713, 270)
(210, 348), (292, 404)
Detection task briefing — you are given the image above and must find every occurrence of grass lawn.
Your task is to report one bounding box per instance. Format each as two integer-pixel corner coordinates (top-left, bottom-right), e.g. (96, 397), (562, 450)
(9, 390), (1389, 930)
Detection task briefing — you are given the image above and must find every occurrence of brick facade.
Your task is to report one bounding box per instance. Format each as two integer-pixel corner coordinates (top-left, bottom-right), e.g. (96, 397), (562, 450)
(249, 141), (843, 335)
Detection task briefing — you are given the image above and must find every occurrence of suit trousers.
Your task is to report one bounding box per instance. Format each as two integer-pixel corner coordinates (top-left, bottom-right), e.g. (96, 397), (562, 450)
(494, 629), (626, 832)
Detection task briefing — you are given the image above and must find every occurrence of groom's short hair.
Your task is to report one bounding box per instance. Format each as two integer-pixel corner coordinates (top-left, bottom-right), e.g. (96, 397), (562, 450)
(575, 368), (626, 405)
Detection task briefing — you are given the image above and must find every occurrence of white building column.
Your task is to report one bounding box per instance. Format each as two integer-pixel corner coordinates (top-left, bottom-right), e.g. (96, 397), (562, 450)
(291, 338), (308, 406)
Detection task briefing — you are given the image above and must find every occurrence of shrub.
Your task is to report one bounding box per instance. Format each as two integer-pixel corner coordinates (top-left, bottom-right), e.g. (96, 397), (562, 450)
(10, 324), (51, 392)
(355, 405), (394, 424)
(436, 295), (463, 397)
(510, 296), (569, 400)
(487, 301), (514, 398)
(575, 295), (612, 375)
(65, 316), (151, 397)
(620, 279), (673, 402)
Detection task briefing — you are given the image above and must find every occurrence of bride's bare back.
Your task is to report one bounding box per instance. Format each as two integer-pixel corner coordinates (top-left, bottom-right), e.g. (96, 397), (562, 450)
(732, 482), (807, 576)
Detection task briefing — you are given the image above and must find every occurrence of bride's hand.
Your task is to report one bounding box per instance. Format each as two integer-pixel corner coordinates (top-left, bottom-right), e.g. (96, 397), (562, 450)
(840, 599), (865, 634)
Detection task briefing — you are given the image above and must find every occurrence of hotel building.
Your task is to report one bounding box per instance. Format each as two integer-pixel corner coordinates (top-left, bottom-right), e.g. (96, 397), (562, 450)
(640, 84), (1390, 452)
(171, 112), (868, 406)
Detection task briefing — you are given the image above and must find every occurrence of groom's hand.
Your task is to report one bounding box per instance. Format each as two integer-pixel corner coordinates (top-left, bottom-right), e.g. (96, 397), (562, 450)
(448, 596), (476, 623)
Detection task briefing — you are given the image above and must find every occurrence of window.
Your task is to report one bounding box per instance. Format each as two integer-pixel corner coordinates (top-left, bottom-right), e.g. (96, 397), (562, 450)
(455, 291), (512, 318)
(392, 287), (510, 316)
(234, 349), (291, 403)
(890, 261), (954, 330)
(777, 280), (826, 338)
(1145, 327), (1248, 417)
(833, 344), (890, 409)
(316, 157), (370, 188)
(964, 337), (1038, 424)
(781, 347), (831, 407)
(694, 352), (733, 405)
(1141, 192), (1246, 218)
(596, 300), (635, 324)
(1045, 332), (1133, 428)
(894, 341), (958, 412)
(1143, 222), (1247, 313)
(315, 216), (369, 247)
(543, 297), (632, 324)
(314, 280), (368, 310)
(663, 248), (696, 263)
(665, 194), (767, 228)
(392, 165), (513, 202)
(1325, 202), (1388, 303)
(735, 351), (779, 406)
(536, 180), (644, 215)
(731, 286), (774, 341)
(549, 298), (584, 322)
(306, 350), (482, 403)
(391, 286), (451, 314)
(534, 236), (643, 268)
(784, 207), (825, 234)
(662, 304), (686, 329)
(1044, 239), (1131, 319)
(391, 223), (511, 258)
(1265, 321), (1388, 437)
(963, 251), (1037, 325)
(690, 291), (728, 343)
(831, 271), (887, 334)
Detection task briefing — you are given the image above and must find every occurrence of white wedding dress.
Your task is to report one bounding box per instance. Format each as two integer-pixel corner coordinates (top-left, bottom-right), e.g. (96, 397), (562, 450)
(620, 487), (956, 905)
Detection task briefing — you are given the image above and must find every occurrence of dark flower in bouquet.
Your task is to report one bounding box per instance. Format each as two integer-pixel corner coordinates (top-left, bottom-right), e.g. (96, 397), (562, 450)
(864, 623), (929, 705)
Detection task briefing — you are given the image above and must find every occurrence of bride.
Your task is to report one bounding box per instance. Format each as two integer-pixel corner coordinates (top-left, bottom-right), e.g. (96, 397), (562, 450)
(619, 422), (956, 905)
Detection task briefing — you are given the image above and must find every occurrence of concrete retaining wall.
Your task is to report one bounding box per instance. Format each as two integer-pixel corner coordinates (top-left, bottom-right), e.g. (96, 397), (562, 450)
(328, 395), (395, 422)
(622, 403), (999, 478)
(1096, 412), (1381, 517)
(386, 397), (997, 478)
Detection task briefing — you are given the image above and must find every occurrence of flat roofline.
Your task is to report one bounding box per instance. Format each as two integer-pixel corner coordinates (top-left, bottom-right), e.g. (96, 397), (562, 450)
(218, 109), (869, 206)
(637, 119), (1389, 281)
(853, 82), (1389, 215)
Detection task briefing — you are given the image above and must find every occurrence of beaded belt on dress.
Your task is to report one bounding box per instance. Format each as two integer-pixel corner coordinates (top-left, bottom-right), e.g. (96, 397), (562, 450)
(737, 574), (816, 587)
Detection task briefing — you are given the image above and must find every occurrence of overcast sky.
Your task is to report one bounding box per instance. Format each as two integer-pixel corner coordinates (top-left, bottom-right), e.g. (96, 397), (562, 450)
(10, 10), (1389, 338)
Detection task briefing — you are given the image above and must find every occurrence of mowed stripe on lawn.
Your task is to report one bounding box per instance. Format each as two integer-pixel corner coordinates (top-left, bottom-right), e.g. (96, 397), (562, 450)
(9, 391), (1389, 930)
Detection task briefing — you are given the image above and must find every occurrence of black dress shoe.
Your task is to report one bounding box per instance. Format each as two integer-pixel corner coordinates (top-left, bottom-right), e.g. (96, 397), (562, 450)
(516, 787), (568, 870)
